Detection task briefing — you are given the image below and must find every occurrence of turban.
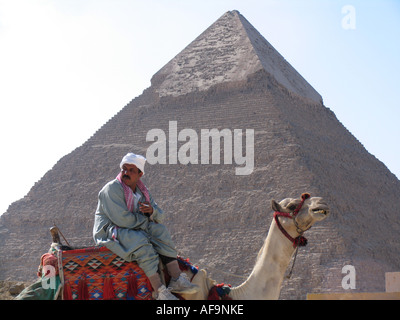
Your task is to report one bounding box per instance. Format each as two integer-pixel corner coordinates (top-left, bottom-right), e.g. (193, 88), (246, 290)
(117, 153), (150, 208)
(120, 153), (146, 175)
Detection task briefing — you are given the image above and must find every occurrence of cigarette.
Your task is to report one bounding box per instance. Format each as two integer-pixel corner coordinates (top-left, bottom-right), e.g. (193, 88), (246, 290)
(141, 203), (149, 207)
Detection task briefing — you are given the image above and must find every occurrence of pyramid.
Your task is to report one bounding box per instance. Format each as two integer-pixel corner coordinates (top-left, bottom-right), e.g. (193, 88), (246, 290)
(1, 10), (399, 299)
(153, 10), (322, 104)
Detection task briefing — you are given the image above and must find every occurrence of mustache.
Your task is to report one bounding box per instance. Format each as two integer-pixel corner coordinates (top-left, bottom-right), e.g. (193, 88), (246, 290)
(122, 175), (130, 180)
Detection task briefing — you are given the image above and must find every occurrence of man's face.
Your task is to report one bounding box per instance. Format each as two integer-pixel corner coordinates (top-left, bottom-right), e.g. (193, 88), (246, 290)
(121, 164), (143, 188)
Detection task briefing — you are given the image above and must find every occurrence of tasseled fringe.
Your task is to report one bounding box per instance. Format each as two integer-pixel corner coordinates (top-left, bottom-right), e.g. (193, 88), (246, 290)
(78, 274), (89, 300)
(207, 283), (232, 300)
(103, 274), (115, 300)
(177, 256), (199, 275)
(207, 286), (219, 300)
(126, 272), (138, 300)
(63, 280), (73, 300)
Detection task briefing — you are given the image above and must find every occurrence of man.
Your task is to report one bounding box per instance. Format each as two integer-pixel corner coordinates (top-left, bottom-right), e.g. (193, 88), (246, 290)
(93, 153), (198, 300)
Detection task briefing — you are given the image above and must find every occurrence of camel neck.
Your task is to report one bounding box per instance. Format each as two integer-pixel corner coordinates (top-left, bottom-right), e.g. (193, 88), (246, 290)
(229, 219), (297, 300)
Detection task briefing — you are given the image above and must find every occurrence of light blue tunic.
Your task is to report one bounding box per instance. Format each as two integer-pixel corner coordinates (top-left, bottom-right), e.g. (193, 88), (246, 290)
(93, 179), (177, 276)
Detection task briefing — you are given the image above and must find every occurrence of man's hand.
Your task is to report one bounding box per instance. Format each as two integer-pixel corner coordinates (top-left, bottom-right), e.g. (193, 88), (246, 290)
(139, 201), (154, 219)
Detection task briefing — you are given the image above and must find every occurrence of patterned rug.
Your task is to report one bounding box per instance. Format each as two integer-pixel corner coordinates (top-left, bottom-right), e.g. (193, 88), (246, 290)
(60, 246), (153, 300)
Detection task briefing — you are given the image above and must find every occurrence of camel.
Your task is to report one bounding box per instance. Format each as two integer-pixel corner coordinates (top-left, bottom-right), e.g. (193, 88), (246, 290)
(180, 193), (330, 300)
(20, 193), (328, 300)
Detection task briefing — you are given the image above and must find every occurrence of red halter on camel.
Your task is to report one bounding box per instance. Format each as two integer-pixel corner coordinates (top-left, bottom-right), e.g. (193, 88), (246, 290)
(273, 193), (311, 248)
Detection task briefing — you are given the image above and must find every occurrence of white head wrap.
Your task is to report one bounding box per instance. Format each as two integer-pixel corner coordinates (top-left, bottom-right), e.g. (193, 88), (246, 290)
(120, 153), (146, 175)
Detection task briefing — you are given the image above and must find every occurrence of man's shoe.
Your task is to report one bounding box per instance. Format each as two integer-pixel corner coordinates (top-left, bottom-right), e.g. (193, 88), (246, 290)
(168, 273), (200, 294)
(156, 285), (179, 300)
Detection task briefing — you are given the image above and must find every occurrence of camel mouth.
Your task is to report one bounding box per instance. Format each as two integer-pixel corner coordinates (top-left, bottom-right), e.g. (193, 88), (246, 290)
(312, 208), (328, 215)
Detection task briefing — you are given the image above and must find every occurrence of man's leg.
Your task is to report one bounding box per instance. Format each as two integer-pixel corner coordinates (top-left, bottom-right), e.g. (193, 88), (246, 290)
(147, 222), (178, 258)
(159, 255), (181, 279)
(147, 273), (162, 292)
(148, 223), (199, 294)
(109, 227), (178, 300)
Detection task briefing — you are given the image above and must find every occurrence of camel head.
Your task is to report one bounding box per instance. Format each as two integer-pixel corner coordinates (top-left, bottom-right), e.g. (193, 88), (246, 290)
(271, 193), (329, 242)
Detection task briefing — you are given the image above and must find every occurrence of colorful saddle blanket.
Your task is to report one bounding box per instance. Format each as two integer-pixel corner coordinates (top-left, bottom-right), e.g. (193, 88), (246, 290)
(59, 246), (152, 300)
(56, 246), (199, 300)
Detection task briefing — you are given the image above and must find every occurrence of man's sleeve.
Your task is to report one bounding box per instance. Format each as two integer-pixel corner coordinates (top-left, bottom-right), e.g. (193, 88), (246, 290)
(148, 191), (165, 223)
(99, 182), (148, 230)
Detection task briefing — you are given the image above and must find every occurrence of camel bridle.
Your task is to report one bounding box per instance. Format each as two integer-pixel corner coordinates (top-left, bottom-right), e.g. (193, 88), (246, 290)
(273, 193), (312, 278)
(273, 193), (311, 248)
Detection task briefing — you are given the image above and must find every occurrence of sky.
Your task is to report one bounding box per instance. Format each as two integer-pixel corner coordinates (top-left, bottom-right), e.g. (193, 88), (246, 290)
(0, 0), (399, 216)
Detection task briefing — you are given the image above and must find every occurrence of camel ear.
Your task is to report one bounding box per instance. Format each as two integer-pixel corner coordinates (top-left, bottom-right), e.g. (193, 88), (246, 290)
(301, 193), (310, 200)
(271, 200), (282, 212)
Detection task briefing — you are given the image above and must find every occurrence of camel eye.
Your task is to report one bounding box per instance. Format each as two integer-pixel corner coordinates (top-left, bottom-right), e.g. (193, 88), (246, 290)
(287, 204), (297, 211)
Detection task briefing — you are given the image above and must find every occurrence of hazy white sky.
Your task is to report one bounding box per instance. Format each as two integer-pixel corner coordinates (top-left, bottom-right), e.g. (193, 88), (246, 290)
(0, 0), (399, 215)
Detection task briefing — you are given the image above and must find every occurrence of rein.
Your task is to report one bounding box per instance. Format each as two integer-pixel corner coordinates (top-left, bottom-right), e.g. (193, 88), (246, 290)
(273, 193), (311, 279)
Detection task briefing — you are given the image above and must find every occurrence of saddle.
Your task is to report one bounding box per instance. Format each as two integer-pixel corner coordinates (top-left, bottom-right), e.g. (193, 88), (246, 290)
(39, 227), (198, 300)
